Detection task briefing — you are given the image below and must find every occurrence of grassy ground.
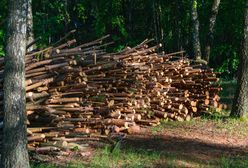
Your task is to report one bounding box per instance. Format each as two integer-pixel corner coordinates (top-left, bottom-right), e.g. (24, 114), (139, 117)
(32, 147), (248, 168)
(32, 116), (248, 168)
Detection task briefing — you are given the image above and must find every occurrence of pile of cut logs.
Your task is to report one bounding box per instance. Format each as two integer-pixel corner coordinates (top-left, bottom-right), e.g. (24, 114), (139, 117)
(0, 35), (223, 153)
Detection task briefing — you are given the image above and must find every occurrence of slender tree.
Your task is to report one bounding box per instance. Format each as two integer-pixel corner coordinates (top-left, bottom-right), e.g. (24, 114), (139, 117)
(191, 0), (202, 60)
(231, 0), (248, 118)
(204, 0), (221, 63)
(1, 0), (30, 167)
(26, 0), (34, 51)
(126, 0), (133, 37)
(153, 1), (159, 43)
(152, 0), (163, 49)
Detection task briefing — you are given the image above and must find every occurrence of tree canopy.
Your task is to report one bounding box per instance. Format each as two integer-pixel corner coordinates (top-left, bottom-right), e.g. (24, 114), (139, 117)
(0, 0), (246, 78)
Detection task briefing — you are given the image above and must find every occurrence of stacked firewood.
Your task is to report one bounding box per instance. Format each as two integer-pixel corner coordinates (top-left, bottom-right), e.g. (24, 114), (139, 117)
(0, 36), (222, 153)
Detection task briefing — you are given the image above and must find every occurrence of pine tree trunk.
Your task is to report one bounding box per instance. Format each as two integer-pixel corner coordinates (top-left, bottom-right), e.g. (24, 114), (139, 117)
(204, 0), (221, 63)
(127, 0), (133, 35)
(158, 0), (164, 47)
(153, 1), (159, 44)
(64, 0), (69, 34)
(26, 0), (34, 52)
(69, 0), (78, 31)
(191, 0), (202, 60)
(1, 0), (30, 167)
(231, 0), (248, 118)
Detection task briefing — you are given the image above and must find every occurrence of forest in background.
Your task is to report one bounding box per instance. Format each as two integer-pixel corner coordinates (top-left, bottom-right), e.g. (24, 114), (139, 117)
(1, 0), (248, 167)
(0, 0), (245, 78)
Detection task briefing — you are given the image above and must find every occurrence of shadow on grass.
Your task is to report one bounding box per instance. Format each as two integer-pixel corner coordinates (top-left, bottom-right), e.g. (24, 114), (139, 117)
(31, 117), (248, 168)
(31, 132), (248, 168)
(117, 134), (248, 168)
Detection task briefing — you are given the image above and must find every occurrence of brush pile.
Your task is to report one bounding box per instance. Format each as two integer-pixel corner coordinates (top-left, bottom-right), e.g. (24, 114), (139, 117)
(0, 35), (222, 154)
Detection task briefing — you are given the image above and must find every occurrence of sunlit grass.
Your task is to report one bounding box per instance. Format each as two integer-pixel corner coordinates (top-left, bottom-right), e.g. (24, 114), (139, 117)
(32, 147), (248, 168)
(85, 146), (161, 168)
(219, 155), (248, 168)
(152, 113), (248, 137)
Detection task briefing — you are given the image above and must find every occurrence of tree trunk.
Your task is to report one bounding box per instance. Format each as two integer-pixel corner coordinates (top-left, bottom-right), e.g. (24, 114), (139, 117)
(153, 0), (163, 51)
(127, 0), (133, 35)
(231, 0), (248, 118)
(158, 0), (164, 49)
(153, 1), (159, 44)
(191, 0), (202, 60)
(204, 0), (221, 63)
(176, 0), (182, 51)
(26, 0), (34, 52)
(1, 0), (30, 167)
(64, 0), (69, 34)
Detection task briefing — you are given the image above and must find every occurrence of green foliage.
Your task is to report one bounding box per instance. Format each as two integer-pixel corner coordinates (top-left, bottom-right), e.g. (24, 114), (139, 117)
(33, 0), (72, 46)
(0, 0), (7, 57)
(0, 0), (246, 78)
(71, 145), (80, 151)
(212, 45), (239, 78)
(0, 29), (5, 57)
(74, 3), (87, 22)
(193, 0), (198, 9)
(209, 0), (246, 78)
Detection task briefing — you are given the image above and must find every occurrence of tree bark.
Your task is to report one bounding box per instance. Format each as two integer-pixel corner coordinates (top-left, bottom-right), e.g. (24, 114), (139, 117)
(64, 0), (69, 34)
(1, 0), (30, 167)
(127, 0), (133, 35)
(26, 0), (34, 52)
(152, 0), (163, 50)
(231, 0), (248, 118)
(153, 1), (159, 44)
(176, 0), (183, 51)
(191, 0), (202, 60)
(158, 1), (164, 48)
(204, 0), (221, 63)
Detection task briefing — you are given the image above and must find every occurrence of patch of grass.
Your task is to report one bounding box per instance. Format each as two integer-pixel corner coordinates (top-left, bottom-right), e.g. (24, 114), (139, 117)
(85, 146), (161, 168)
(32, 162), (88, 168)
(219, 155), (248, 168)
(31, 152), (248, 168)
(152, 119), (198, 133)
(31, 139), (248, 168)
(151, 113), (248, 138)
(87, 145), (226, 168)
(151, 120), (168, 133)
(200, 111), (230, 121)
(31, 163), (58, 168)
(200, 113), (248, 136)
